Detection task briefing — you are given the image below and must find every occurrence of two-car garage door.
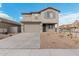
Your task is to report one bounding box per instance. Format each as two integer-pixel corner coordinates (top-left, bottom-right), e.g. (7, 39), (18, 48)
(24, 23), (41, 33)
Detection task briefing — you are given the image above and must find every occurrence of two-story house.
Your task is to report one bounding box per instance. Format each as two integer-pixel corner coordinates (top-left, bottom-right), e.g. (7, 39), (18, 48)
(21, 7), (60, 33)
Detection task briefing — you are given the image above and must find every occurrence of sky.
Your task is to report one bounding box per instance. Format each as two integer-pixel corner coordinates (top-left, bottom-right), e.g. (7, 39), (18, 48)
(0, 3), (79, 25)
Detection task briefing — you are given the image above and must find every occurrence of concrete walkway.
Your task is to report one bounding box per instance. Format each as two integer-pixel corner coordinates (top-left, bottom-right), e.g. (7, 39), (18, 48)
(0, 49), (79, 56)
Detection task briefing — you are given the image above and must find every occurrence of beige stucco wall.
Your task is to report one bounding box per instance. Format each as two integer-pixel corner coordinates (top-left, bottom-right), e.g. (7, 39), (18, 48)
(40, 9), (59, 32)
(21, 8), (59, 33)
(22, 15), (32, 21)
(40, 9), (59, 23)
(22, 14), (41, 23)
(22, 10), (59, 24)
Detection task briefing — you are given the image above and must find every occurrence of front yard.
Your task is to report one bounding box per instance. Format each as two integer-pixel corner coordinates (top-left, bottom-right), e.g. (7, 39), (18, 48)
(40, 31), (79, 48)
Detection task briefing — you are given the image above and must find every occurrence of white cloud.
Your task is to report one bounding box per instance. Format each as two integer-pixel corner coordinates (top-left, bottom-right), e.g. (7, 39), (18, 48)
(0, 12), (14, 20)
(19, 17), (23, 19)
(59, 13), (79, 25)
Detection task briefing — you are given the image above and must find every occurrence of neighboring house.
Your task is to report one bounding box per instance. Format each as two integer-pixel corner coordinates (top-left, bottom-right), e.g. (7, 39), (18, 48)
(0, 13), (21, 34)
(71, 20), (79, 32)
(21, 7), (60, 33)
(59, 20), (79, 33)
(59, 25), (70, 32)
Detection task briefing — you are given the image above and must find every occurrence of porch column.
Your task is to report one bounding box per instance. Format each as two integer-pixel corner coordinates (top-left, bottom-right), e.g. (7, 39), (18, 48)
(53, 24), (55, 32)
(40, 23), (42, 32)
(57, 23), (59, 32)
(21, 23), (24, 33)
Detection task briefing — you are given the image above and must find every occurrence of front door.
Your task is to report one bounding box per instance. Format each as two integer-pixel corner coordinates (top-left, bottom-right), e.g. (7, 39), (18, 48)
(43, 24), (46, 32)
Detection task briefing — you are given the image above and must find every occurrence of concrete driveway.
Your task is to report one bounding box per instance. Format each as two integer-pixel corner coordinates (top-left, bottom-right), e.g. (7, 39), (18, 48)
(0, 33), (40, 48)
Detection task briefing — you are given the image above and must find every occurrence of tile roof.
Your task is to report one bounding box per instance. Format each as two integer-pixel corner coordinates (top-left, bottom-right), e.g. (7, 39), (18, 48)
(0, 17), (20, 25)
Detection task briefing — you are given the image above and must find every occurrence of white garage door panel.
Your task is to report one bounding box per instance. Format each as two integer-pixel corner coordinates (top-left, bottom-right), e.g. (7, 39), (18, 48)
(24, 23), (40, 33)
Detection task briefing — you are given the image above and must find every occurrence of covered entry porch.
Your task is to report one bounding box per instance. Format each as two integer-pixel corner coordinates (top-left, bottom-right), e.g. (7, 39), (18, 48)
(42, 23), (57, 32)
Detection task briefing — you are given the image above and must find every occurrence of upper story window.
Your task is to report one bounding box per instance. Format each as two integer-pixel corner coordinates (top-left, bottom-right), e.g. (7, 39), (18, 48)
(44, 11), (55, 19)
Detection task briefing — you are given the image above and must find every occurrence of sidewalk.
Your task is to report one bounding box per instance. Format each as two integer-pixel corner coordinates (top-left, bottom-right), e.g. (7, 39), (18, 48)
(0, 49), (79, 56)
